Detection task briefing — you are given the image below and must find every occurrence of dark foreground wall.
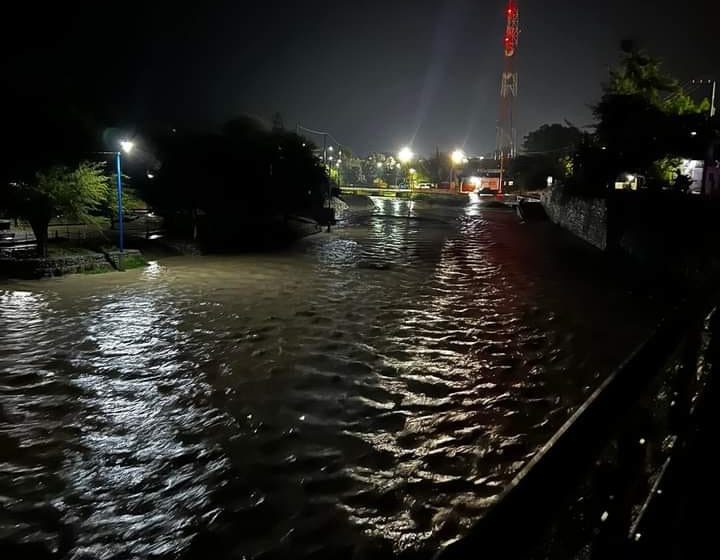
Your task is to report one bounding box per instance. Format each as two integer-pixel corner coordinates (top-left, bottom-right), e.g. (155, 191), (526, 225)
(541, 187), (608, 250)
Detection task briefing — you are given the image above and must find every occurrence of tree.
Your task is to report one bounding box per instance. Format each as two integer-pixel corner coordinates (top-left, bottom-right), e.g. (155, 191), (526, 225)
(142, 116), (328, 245)
(606, 45), (710, 115)
(510, 123), (582, 189)
(523, 123), (582, 155)
(1, 162), (111, 257)
(571, 44), (714, 192)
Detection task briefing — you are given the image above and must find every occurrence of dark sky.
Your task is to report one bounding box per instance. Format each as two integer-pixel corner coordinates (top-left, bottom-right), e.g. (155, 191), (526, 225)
(4, 0), (719, 156)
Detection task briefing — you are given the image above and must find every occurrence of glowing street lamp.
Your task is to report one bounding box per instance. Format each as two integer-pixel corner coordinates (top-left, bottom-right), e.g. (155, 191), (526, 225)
(450, 149), (466, 192)
(409, 168), (417, 190)
(451, 149), (466, 165)
(398, 146), (414, 164)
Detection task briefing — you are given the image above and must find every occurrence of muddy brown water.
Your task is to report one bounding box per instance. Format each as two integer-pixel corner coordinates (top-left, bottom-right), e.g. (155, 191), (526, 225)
(0, 199), (664, 559)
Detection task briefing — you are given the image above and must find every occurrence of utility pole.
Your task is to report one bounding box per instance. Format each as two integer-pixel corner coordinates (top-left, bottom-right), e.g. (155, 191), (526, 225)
(323, 133), (331, 232)
(711, 80), (717, 118)
(698, 79), (717, 197)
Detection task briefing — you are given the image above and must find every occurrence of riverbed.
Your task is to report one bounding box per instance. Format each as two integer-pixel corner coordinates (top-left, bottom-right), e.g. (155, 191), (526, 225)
(0, 199), (665, 559)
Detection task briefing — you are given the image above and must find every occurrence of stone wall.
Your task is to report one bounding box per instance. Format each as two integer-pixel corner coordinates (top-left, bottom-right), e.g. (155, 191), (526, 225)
(0, 254), (113, 279)
(541, 187), (609, 251)
(0, 249), (147, 279)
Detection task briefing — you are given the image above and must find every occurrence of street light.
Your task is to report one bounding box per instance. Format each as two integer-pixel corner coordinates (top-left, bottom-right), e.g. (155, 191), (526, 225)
(409, 168), (417, 190)
(451, 149), (466, 192)
(398, 146), (414, 164)
(451, 149), (466, 165)
(115, 140), (135, 257)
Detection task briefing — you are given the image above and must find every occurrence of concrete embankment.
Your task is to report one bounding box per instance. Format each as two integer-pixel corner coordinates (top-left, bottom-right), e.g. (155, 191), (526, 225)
(541, 187), (608, 251)
(0, 250), (145, 279)
(541, 186), (720, 287)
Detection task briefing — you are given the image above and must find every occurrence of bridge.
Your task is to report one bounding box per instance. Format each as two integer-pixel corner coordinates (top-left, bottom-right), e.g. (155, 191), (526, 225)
(339, 186), (471, 200)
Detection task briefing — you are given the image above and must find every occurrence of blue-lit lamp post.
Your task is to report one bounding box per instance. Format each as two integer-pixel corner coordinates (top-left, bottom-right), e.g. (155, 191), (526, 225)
(116, 140), (134, 257)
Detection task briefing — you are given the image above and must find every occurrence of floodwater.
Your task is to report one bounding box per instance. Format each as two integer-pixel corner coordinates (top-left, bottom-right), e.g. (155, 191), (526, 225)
(0, 199), (664, 559)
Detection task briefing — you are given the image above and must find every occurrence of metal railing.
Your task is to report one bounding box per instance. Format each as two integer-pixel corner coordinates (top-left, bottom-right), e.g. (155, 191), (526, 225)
(436, 300), (718, 559)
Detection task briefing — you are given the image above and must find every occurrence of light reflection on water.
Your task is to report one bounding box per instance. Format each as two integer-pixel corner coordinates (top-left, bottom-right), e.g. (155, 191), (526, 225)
(0, 201), (661, 559)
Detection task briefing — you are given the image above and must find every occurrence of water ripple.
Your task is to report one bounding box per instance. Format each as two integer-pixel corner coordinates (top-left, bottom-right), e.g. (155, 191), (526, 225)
(1, 201), (662, 558)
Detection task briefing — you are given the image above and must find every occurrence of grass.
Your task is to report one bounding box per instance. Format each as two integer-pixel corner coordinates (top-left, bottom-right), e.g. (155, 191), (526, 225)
(118, 254), (147, 270)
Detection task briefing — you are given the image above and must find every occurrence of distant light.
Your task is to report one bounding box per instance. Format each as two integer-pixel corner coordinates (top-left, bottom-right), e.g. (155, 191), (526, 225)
(547, 176), (554, 187)
(627, 174), (635, 182)
(302, 142), (306, 147)
(451, 149), (466, 165)
(480, 156), (485, 160)
(601, 146), (607, 150)
(146, 172), (155, 179)
(377, 162), (383, 168)
(398, 146), (414, 164)
(120, 140), (135, 154)
(328, 146), (334, 151)
(328, 156), (334, 161)
(148, 234), (163, 240)
(690, 131), (698, 137)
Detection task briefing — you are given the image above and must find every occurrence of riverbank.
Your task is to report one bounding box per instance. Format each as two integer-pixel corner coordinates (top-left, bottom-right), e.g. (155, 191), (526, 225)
(0, 249), (146, 280)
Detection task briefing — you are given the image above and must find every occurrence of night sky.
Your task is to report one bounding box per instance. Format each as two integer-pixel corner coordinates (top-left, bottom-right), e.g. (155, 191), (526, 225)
(4, 0), (719, 156)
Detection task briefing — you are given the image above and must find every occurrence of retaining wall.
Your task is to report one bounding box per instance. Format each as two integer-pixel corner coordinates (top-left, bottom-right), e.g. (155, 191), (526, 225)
(0, 250), (144, 279)
(541, 187), (609, 251)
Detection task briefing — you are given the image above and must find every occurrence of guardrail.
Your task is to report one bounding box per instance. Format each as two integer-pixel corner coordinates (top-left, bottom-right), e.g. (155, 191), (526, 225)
(436, 300), (718, 559)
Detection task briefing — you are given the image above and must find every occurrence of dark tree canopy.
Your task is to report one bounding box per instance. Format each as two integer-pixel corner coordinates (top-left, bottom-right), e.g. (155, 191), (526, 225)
(522, 123), (583, 155)
(568, 45), (717, 192)
(142, 116), (328, 245)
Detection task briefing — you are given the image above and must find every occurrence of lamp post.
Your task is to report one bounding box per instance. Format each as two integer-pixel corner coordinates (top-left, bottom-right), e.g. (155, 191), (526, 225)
(451, 149), (466, 193)
(116, 140), (134, 256)
(398, 146), (414, 188)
